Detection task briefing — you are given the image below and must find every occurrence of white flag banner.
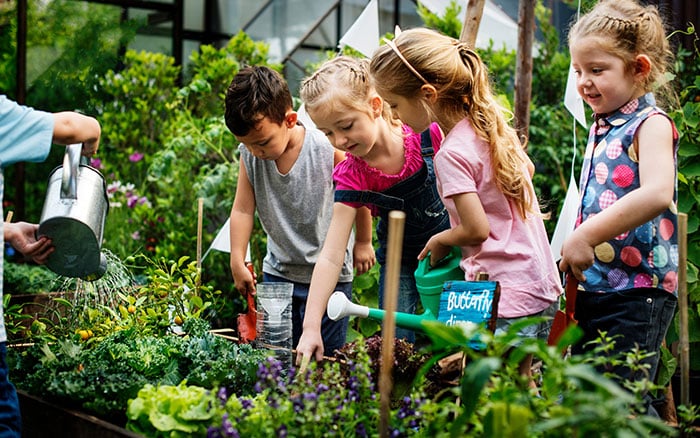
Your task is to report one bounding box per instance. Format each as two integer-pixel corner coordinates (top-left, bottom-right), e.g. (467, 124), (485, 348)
(339, 0), (379, 57)
(549, 174), (580, 263)
(564, 64), (587, 128)
(297, 103), (316, 129)
(202, 218), (250, 261)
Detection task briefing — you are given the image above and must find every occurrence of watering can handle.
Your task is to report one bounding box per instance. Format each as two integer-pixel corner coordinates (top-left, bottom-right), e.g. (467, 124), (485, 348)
(60, 144), (82, 200)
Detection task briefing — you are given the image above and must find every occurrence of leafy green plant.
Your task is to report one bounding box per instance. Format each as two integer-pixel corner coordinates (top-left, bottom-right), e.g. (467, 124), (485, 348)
(129, 341), (428, 437)
(8, 319), (267, 424)
(414, 320), (676, 437)
(3, 261), (61, 294)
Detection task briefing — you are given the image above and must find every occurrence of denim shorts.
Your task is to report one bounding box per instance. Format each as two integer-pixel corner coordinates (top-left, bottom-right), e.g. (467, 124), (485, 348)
(494, 299), (559, 341)
(262, 273), (353, 355)
(571, 288), (677, 383)
(0, 343), (21, 437)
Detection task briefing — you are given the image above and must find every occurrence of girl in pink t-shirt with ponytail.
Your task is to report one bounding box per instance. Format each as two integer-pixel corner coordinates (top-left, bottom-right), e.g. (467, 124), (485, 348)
(370, 28), (562, 382)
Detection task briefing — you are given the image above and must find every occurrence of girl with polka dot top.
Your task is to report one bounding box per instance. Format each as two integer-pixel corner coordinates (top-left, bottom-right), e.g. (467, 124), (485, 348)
(560, 0), (679, 415)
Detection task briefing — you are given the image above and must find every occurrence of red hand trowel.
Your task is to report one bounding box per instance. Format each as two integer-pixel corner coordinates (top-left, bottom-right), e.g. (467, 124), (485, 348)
(237, 248), (257, 343)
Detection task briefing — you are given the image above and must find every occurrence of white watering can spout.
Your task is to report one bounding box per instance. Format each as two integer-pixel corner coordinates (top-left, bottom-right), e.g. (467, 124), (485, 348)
(327, 291), (369, 320)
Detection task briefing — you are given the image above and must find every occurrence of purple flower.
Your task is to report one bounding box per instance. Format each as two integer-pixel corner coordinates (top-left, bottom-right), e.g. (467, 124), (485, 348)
(129, 152), (144, 162)
(217, 387), (228, 405)
(90, 157), (102, 169)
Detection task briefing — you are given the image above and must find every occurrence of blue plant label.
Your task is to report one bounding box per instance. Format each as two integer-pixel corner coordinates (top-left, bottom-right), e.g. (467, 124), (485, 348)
(437, 281), (498, 327)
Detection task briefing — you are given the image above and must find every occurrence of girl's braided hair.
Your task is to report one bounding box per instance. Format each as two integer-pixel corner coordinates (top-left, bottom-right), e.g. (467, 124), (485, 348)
(568, 0), (675, 106)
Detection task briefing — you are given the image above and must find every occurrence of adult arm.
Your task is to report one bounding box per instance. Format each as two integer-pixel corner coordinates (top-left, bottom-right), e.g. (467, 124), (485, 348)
(52, 112), (101, 156)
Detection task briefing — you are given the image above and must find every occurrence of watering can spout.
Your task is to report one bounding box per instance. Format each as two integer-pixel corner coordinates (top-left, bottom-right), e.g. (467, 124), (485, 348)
(326, 291), (436, 333)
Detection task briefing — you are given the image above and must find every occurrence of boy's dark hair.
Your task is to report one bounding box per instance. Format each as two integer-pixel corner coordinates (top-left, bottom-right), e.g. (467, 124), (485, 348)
(224, 66), (293, 137)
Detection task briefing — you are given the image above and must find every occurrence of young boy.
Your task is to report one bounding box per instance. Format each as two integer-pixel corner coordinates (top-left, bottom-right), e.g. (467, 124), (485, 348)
(224, 66), (374, 355)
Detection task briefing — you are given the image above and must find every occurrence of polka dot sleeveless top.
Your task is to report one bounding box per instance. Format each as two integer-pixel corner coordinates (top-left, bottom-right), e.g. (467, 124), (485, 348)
(577, 93), (679, 295)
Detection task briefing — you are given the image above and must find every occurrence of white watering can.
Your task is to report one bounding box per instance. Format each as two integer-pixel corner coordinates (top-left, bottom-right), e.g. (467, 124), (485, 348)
(37, 144), (109, 281)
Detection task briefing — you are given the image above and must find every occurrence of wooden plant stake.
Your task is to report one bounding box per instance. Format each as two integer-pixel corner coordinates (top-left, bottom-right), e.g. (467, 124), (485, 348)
(379, 211), (405, 438)
(678, 212), (689, 407)
(196, 198), (204, 288)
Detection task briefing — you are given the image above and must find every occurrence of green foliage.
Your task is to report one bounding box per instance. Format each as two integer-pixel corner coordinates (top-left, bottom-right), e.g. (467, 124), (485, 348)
(92, 49), (181, 185)
(666, 36), (700, 372)
(417, 0), (462, 39)
(132, 342), (427, 437)
(3, 262), (61, 294)
(8, 320), (266, 423)
(415, 321), (676, 437)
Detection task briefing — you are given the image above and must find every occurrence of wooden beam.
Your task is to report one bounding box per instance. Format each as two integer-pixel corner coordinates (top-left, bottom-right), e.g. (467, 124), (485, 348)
(460, 0), (486, 46)
(514, 0), (535, 148)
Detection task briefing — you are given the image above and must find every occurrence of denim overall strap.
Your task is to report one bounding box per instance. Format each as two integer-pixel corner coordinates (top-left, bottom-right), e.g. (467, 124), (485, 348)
(334, 189), (404, 211)
(337, 129), (449, 266)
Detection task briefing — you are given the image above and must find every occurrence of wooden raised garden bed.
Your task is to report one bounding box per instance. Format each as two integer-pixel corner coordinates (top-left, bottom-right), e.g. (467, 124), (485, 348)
(18, 390), (141, 438)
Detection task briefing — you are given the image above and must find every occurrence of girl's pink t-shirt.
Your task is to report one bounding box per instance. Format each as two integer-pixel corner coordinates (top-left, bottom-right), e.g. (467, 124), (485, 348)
(434, 118), (562, 318)
(333, 124), (442, 216)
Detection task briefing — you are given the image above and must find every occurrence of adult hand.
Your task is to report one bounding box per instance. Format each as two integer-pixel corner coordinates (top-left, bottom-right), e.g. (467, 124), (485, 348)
(5, 222), (54, 264)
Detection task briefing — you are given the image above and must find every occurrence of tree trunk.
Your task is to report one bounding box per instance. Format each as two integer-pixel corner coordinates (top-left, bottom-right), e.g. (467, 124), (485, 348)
(514, 0), (535, 149)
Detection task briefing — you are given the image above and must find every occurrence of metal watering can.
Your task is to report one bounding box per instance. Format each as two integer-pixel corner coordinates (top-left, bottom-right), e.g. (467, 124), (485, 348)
(37, 144), (109, 281)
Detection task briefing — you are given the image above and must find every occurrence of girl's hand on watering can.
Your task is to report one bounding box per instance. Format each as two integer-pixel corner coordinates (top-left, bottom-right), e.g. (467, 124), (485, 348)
(417, 234), (451, 267)
(5, 222), (54, 264)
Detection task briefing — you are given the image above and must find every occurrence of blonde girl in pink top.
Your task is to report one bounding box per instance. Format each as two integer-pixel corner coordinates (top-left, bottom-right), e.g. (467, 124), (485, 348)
(370, 28), (562, 382)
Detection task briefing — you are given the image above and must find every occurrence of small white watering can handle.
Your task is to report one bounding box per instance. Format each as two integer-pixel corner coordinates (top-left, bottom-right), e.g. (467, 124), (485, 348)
(60, 144), (82, 200)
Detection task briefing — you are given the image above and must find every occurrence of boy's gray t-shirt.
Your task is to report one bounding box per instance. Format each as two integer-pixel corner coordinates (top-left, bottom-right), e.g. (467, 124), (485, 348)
(239, 127), (354, 283)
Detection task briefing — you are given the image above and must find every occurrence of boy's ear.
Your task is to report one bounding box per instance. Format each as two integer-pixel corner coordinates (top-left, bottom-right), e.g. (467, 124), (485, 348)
(284, 111), (298, 128)
(634, 55), (652, 77)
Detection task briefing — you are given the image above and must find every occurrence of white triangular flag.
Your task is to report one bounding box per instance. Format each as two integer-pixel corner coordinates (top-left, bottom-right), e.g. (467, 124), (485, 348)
(549, 174), (580, 263)
(297, 103), (316, 129)
(202, 218), (250, 261)
(564, 64), (587, 128)
(339, 0), (379, 57)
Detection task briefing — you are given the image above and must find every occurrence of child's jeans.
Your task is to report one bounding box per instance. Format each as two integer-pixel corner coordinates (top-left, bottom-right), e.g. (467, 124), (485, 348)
(572, 288), (677, 416)
(0, 343), (21, 437)
(262, 273), (352, 356)
(378, 263), (420, 343)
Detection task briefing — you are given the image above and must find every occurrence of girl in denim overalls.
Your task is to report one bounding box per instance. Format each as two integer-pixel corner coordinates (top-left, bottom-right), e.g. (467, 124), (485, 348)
(560, 0), (678, 416)
(295, 56), (450, 361)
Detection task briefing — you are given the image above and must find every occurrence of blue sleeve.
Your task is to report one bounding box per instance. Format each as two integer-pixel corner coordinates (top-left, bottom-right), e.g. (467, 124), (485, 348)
(0, 95), (54, 167)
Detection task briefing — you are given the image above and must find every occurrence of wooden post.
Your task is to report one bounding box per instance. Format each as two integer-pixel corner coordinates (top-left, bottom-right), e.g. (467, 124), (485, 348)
(379, 211), (405, 438)
(678, 212), (689, 406)
(514, 0), (535, 148)
(196, 198), (204, 288)
(460, 0), (486, 46)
